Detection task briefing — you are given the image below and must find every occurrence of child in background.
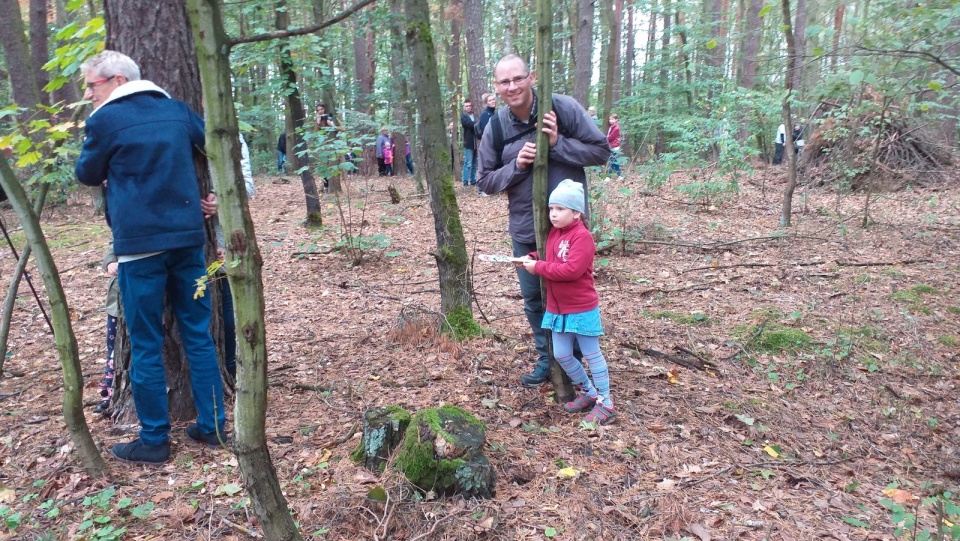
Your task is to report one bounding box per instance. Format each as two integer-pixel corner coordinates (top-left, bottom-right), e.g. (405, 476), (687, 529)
(517, 179), (615, 425)
(94, 245), (119, 414)
(383, 138), (394, 176)
(607, 114), (622, 178)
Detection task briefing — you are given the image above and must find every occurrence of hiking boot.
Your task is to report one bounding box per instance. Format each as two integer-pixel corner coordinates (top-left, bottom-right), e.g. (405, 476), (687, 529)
(563, 392), (597, 413)
(110, 438), (169, 465)
(583, 402), (616, 426)
(519, 365), (550, 388)
(185, 423), (228, 449)
(92, 399), (110, 415)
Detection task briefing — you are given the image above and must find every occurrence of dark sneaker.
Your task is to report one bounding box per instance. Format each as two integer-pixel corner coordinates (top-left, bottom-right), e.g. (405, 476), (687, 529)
(185, 423), (228, 449)
(110, 438), (169, 465)
(92, 400), (110, 415)
(563, 392), (597, 413)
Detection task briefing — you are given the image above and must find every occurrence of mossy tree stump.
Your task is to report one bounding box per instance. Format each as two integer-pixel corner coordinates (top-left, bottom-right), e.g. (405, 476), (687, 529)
(355, 406), (411, 473)
(394, 405), (495, 498)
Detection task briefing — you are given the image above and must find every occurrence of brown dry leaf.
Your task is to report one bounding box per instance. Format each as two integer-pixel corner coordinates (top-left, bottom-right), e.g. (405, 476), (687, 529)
(687, 522), (712, 541)
(508, 417), (523, 428)
(152, 491), (175, 503)
(881, 488), (917, 504)
(656, 478), (677, 490)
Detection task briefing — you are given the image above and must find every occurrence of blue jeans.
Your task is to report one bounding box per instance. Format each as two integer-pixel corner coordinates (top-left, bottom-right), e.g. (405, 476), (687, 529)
(608, 149), (622, 176)
(118, 247), (226, 446)
(277, 151), (286, 172)
(462, 148), (476, 185)
(512, 239), (550, 371)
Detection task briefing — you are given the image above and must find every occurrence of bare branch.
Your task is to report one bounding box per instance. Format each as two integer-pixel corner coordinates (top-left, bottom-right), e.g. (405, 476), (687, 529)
(229, 0), (379, 47)
(857, 46), (960, 78)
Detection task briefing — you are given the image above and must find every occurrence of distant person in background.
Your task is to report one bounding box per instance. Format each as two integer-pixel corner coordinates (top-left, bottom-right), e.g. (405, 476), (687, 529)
(773, 123), (786, 165)
(376, 128), (389, 176)
(792, 124), (804, 155)
(587, 106), (601, 128)
(315, 103), (338, 130)
(383, 137), (394, 176)
(460, 99), (478, 187)
(277, 132), (287, 173)
(607, 113), (622, 178)
(477, 93), (497, 140)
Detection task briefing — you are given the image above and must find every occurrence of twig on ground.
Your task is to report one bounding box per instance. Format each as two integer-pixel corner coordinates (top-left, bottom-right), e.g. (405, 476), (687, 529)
(221, 517), (262, 538)
(638, 275), (742, 296)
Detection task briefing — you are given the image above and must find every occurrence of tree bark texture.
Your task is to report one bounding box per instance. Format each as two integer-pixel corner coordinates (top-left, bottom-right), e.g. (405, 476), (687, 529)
(103, 0), (225, 425)
(352, 12), (376, 176)
(464, 0), (487, 109)
(739, 0), (763, 88)
(187, 0), (302, 538)
(792, 0), (807, 92)
(0, 0), (42, 114)
(403, 0), (475, 319)
(28, 0), (51, 106)
(572, 0), (593, 107)
(534, 0), (575, 404)
(780, 0), (798, 227)
(0, 157), (108, 477)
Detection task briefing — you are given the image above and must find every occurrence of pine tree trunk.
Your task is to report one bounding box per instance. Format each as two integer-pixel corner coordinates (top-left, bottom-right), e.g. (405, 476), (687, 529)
(403, 0), (475, 324)
(0, 0), (42, 115)
(276, 0), (323, 226)
(573, 0), (595, 108)
(464, 0), (487, 108)
(780, 0), (798, 227)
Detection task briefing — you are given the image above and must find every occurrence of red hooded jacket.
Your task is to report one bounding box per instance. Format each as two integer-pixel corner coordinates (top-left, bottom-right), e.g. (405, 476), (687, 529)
(530, 218), (598, 315)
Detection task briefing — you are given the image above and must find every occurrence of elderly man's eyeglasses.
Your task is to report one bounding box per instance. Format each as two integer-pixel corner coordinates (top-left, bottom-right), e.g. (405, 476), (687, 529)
(84, 76), (116, 90)
(495, 74), (529, 88)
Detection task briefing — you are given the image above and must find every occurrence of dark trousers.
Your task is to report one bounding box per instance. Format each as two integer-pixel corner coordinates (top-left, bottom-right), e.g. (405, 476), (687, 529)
(118, 247), (226, 445)
(773, 143), (784, 165)
(377, 157), (386, 176)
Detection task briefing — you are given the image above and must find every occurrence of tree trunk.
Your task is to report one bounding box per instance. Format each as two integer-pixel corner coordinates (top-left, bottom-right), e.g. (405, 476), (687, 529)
(28, 0), (51, 107)
(600, 0), (620, 129)
(0, 157), (108, 477)
(0, 0), (43, 114)
(573, 0), (595, 109)
(352, 13), (375, 177)
(277, 0), (323, 226)
(403, 0), (477, 331)
(739, 0), (763, 88)
(464, 0), (486, 109)
(656, 0), (671, 155)
(447, 0), (463, 178)
(103, 0), (224, 425)
(187, 1), (302, 538)
(534, 0), (575, 405)
(792, 0), (807, 92)
(780, 0), (798, 227)
(831, 5), (844, 73)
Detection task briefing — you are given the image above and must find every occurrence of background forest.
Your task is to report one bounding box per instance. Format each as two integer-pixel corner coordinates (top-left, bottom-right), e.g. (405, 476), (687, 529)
(0, 0), (959, 539)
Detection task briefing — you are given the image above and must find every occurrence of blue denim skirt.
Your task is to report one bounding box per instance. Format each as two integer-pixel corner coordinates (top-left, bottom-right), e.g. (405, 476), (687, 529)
(541, 306), (604, 336)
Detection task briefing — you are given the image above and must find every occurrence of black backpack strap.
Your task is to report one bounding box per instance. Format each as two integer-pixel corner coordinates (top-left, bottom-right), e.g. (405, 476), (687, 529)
(491, 97), (568, 170)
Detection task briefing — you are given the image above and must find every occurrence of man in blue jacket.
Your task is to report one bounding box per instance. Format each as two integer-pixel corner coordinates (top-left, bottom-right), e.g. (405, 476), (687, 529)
(75, 50), (226, 465)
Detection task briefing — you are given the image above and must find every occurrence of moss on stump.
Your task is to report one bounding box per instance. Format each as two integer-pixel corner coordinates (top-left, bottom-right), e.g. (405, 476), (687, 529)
(351, 406), (412, 473)
(394, 405), (495, 498)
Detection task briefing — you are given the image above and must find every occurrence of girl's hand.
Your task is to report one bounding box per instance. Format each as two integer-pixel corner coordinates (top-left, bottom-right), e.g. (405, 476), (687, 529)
(520, 259), (537, 274)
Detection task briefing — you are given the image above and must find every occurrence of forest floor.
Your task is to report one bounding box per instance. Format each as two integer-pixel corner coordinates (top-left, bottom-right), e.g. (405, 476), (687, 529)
(1, 163), (959, 541)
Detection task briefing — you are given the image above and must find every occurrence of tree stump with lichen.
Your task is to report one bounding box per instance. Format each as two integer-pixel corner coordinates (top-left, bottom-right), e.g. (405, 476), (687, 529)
(352, 406), (411, 473)
(394, 405), (495, 498)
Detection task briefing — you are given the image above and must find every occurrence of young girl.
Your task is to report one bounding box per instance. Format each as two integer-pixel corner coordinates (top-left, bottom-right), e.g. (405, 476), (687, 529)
(517, 179), (615, 425)
(383, 138), (394, 176)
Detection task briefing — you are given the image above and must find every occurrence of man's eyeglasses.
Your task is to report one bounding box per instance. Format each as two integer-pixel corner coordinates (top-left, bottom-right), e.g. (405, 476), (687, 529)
(495, 74), (529, 88)
(84, 75), (116, 90)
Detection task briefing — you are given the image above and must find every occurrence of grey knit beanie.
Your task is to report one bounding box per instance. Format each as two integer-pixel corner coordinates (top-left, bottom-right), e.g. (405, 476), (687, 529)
(548, 179), (585, 214)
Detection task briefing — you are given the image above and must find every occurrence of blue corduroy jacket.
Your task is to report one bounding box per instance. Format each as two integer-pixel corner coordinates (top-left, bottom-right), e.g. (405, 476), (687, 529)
(76, 81), (206, 256)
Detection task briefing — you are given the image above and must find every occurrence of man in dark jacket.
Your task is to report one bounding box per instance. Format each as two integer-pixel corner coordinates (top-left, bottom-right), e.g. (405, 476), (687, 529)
(477, 54), (611, 387)
(75, 50), (226, 465)
(460, 99), (478, 186)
